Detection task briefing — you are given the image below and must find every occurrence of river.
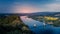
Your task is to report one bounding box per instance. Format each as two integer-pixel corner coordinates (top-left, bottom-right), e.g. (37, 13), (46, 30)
(20, 16), (60, 34)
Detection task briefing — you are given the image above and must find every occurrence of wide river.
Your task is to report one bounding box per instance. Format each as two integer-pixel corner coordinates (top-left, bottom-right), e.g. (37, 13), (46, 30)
(20, 16), (60, 34)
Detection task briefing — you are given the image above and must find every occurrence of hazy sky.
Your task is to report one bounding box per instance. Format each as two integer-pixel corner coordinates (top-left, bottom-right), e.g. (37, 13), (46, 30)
(0, 0), (60, 13)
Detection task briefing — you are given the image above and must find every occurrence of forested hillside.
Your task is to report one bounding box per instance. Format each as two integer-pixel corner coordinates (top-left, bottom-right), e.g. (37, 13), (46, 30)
(0, 15), (33, 34)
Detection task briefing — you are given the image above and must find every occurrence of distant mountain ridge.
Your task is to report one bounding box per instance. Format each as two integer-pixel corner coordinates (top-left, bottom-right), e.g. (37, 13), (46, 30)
(0, 12), (60, 16)
(28, 12), (60, 16)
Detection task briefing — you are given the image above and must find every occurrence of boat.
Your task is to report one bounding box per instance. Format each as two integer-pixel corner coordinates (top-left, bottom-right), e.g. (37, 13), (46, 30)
(33, 24), (37, 27)
(43, 23), (46, 26)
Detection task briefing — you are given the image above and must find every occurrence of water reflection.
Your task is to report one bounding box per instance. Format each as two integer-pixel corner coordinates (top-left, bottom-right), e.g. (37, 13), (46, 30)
(20, 16), (60, 34)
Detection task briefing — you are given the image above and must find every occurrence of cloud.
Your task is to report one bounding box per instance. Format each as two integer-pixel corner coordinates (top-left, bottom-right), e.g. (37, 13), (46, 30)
(0, 0), (60, 13)
(12, 3), (60, 13)
(46, 3), (60, 11)
(37, 3), (60, 12)
(56, 0), (60, 1)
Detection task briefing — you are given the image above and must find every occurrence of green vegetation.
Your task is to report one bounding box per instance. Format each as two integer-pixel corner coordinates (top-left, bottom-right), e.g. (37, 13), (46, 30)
(0, 15), (33, 34)
(53, 19), (60, 27)
(29, 16), (60, 27)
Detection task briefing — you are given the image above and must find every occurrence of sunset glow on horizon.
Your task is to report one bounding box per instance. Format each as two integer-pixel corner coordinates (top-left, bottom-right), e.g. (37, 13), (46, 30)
(13, 5), (40, 13)
(0, 0), (60, 13)
(20, 6), (33, 13)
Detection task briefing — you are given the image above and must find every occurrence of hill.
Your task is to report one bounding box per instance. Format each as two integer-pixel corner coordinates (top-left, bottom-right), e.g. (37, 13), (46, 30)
(0, 15), (34, 34)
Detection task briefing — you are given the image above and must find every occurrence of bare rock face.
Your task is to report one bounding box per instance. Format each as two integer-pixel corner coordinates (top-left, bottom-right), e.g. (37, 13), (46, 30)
(0, 15), (33, 34)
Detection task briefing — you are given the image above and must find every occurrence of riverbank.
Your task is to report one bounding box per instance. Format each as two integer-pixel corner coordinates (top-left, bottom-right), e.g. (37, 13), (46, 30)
(21, 16), (60, 34)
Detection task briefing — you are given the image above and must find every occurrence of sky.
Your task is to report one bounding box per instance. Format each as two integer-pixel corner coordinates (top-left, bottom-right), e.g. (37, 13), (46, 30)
(0, 0), (60, 13)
